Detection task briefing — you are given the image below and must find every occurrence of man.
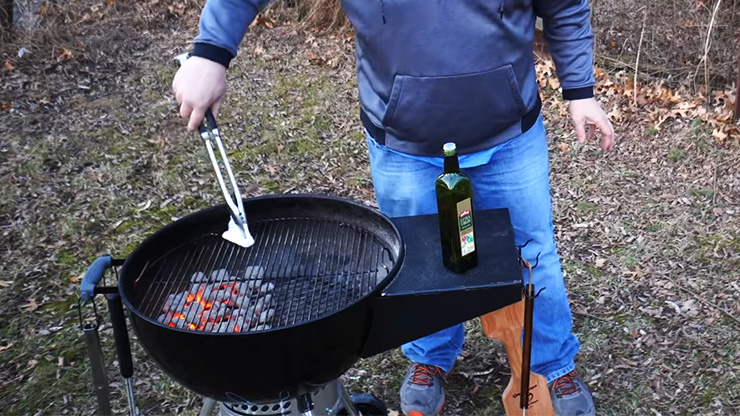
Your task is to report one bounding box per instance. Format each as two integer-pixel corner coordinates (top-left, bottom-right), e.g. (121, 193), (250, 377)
(173, 1), (616, 415)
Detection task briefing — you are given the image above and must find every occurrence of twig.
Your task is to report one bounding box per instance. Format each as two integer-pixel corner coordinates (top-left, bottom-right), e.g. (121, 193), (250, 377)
(596, 54), (692, 77)
(457, 367), (496, 378)
(734, 27), (740, 122)
(694, 0), (723, 96)
(634, 7), (647, 107)
(664, 275), (740, 327)
(572, 309), (615, 324)
(712, 164), (718, 205)
(707, 0), (723, 95)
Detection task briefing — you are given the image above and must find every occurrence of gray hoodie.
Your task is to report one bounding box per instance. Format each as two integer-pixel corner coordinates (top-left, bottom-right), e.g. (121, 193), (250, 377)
(192, 0), (595, 156)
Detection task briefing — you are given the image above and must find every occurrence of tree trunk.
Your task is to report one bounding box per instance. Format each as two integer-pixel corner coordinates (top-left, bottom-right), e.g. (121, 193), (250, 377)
(734, 29), (740, 122)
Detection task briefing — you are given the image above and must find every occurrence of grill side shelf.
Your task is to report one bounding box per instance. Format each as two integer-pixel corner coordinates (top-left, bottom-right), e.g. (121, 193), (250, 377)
(359, 208), (523, 358)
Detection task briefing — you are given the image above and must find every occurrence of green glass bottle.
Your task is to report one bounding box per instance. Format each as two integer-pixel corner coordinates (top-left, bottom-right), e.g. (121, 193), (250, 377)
(435, 142), (478, 273)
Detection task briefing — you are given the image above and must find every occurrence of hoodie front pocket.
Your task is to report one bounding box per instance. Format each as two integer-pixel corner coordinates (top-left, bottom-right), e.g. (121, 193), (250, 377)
(382, 65), (528, 153)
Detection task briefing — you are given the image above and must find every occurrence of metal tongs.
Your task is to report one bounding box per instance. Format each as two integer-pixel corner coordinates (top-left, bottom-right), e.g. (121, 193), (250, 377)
(174, 53), (255, 248)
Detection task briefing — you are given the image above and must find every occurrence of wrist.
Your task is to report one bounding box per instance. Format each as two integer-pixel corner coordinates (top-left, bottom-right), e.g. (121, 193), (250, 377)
(562, 86), (594, 101)
(191, 43), (233, 69)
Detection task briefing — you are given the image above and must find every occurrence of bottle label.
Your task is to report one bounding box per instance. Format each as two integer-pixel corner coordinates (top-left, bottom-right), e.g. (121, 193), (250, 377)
(456, 198), (475, 256)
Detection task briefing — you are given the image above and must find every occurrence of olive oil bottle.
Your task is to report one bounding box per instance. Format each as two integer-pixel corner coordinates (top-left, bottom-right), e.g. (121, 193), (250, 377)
(435, 142), (478, 273)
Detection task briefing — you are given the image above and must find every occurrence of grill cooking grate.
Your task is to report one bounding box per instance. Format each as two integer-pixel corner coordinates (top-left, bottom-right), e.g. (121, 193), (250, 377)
(132, 217), (395, 332)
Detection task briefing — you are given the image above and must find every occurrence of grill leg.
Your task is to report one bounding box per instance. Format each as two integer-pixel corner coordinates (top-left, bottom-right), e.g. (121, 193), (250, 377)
(296, 393), (315, 416)
(82, 323), (112, 416)
(199, 397), (218, 416)
(338, 382), (359, 416)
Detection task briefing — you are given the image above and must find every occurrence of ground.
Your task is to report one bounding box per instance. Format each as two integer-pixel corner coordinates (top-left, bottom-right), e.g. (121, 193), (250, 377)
(1, 2), (739, 416)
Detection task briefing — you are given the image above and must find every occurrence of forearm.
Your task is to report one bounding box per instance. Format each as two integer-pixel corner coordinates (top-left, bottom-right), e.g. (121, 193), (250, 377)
(534, 0), (594, 100)
(192, 0), (272, 68)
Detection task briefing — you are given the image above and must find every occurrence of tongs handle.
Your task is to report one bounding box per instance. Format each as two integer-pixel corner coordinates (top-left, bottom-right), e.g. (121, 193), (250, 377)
(198, 109), (248, 229)
(173, 52), (248, 231)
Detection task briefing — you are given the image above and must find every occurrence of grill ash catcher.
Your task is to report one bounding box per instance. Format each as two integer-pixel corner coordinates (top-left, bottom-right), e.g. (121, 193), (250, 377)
(79, 194), (533, 415)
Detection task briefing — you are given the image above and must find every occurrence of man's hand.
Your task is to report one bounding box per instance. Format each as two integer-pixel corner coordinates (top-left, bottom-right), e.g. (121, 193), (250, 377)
(568, 97), (616, 152)
(172, 56), (227, 131)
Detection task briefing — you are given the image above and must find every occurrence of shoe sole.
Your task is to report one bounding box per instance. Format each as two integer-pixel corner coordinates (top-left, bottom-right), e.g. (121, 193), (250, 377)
(405, 399), (445, 416)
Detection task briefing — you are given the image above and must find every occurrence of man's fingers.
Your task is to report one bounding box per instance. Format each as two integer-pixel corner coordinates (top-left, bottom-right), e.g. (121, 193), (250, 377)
(573, 119), (587, 143)
(595, 116), (616, 151)
(188, 107), (206, 131)
(212, 99), (223, 122)
(585, 124), (597, 141)
(179, 101), (192, 120)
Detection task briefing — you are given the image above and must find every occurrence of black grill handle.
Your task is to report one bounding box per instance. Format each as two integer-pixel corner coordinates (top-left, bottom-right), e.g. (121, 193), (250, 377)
(107, 294), (134, 379)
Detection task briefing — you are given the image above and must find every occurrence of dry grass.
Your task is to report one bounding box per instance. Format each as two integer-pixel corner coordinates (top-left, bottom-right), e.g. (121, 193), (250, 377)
(1, 2), (739, 416)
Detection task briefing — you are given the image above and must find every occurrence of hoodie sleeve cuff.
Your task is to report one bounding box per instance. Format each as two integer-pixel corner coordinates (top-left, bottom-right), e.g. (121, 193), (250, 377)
(562, 86), (594, 101)
(192, 43), (234, 69)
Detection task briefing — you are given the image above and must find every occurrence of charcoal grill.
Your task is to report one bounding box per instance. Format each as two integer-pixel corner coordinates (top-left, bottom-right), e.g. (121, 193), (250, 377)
(80, 194), (524, 415)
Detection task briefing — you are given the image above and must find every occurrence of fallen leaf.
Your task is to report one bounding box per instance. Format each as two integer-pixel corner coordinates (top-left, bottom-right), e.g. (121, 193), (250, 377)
(21, 298), (39, 312)
(107, 0), (114, 6)
(712, 128), (728, 142)
(557, 142), (570, 153)
(0, 343), (13, 352)
(0, 280), (11, 287)
(608, 108), (623, 122)
(594, 258), (607, 268)
(70, 273), (83, 283)
(3, 61), (14, 71)
(249, 14), (275, 29)
(0, 102), (11, 111)
(168, 3), (185, 16)
(56, 48), (74, 63)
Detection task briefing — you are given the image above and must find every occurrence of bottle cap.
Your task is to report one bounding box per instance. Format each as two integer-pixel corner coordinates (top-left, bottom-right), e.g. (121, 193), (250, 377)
(443, 142), (456, 156)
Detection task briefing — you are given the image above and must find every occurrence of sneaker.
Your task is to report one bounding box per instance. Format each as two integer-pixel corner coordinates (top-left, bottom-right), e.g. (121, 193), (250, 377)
(549, 370), (595, 416)
(399, 363), (446, 416)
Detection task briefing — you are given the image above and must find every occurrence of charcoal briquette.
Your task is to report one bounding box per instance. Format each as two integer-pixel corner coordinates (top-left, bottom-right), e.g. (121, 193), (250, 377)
(211, 269), (229, 282)
(260, 282), (275, 293)
(259, 308), (275, 323)
(244, 265), (265, 280)
(190, 272), (207, 283)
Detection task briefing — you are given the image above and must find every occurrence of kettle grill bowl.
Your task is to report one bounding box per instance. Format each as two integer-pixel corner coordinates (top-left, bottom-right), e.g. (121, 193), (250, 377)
(119, 195), (405, 403)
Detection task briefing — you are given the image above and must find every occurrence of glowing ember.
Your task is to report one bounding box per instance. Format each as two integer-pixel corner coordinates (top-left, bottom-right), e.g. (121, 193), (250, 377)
(157, 266), (276, 333)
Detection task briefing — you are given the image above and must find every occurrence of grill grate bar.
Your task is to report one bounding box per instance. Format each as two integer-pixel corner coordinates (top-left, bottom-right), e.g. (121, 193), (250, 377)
(281, 218), (308, 326)
(345, 224), (361, 309)
(313, 219), (332, 322)
(152, 242), (210, 326)
(152, 244), (200, 320)
(304, 218), (325, 323)
(230, 222), (264, 331)
(268, 218), (294, 327)
(199, 235), (230, 326)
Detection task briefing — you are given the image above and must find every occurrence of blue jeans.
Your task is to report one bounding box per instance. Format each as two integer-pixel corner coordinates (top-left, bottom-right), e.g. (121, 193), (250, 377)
(365, 116), (580, 383)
